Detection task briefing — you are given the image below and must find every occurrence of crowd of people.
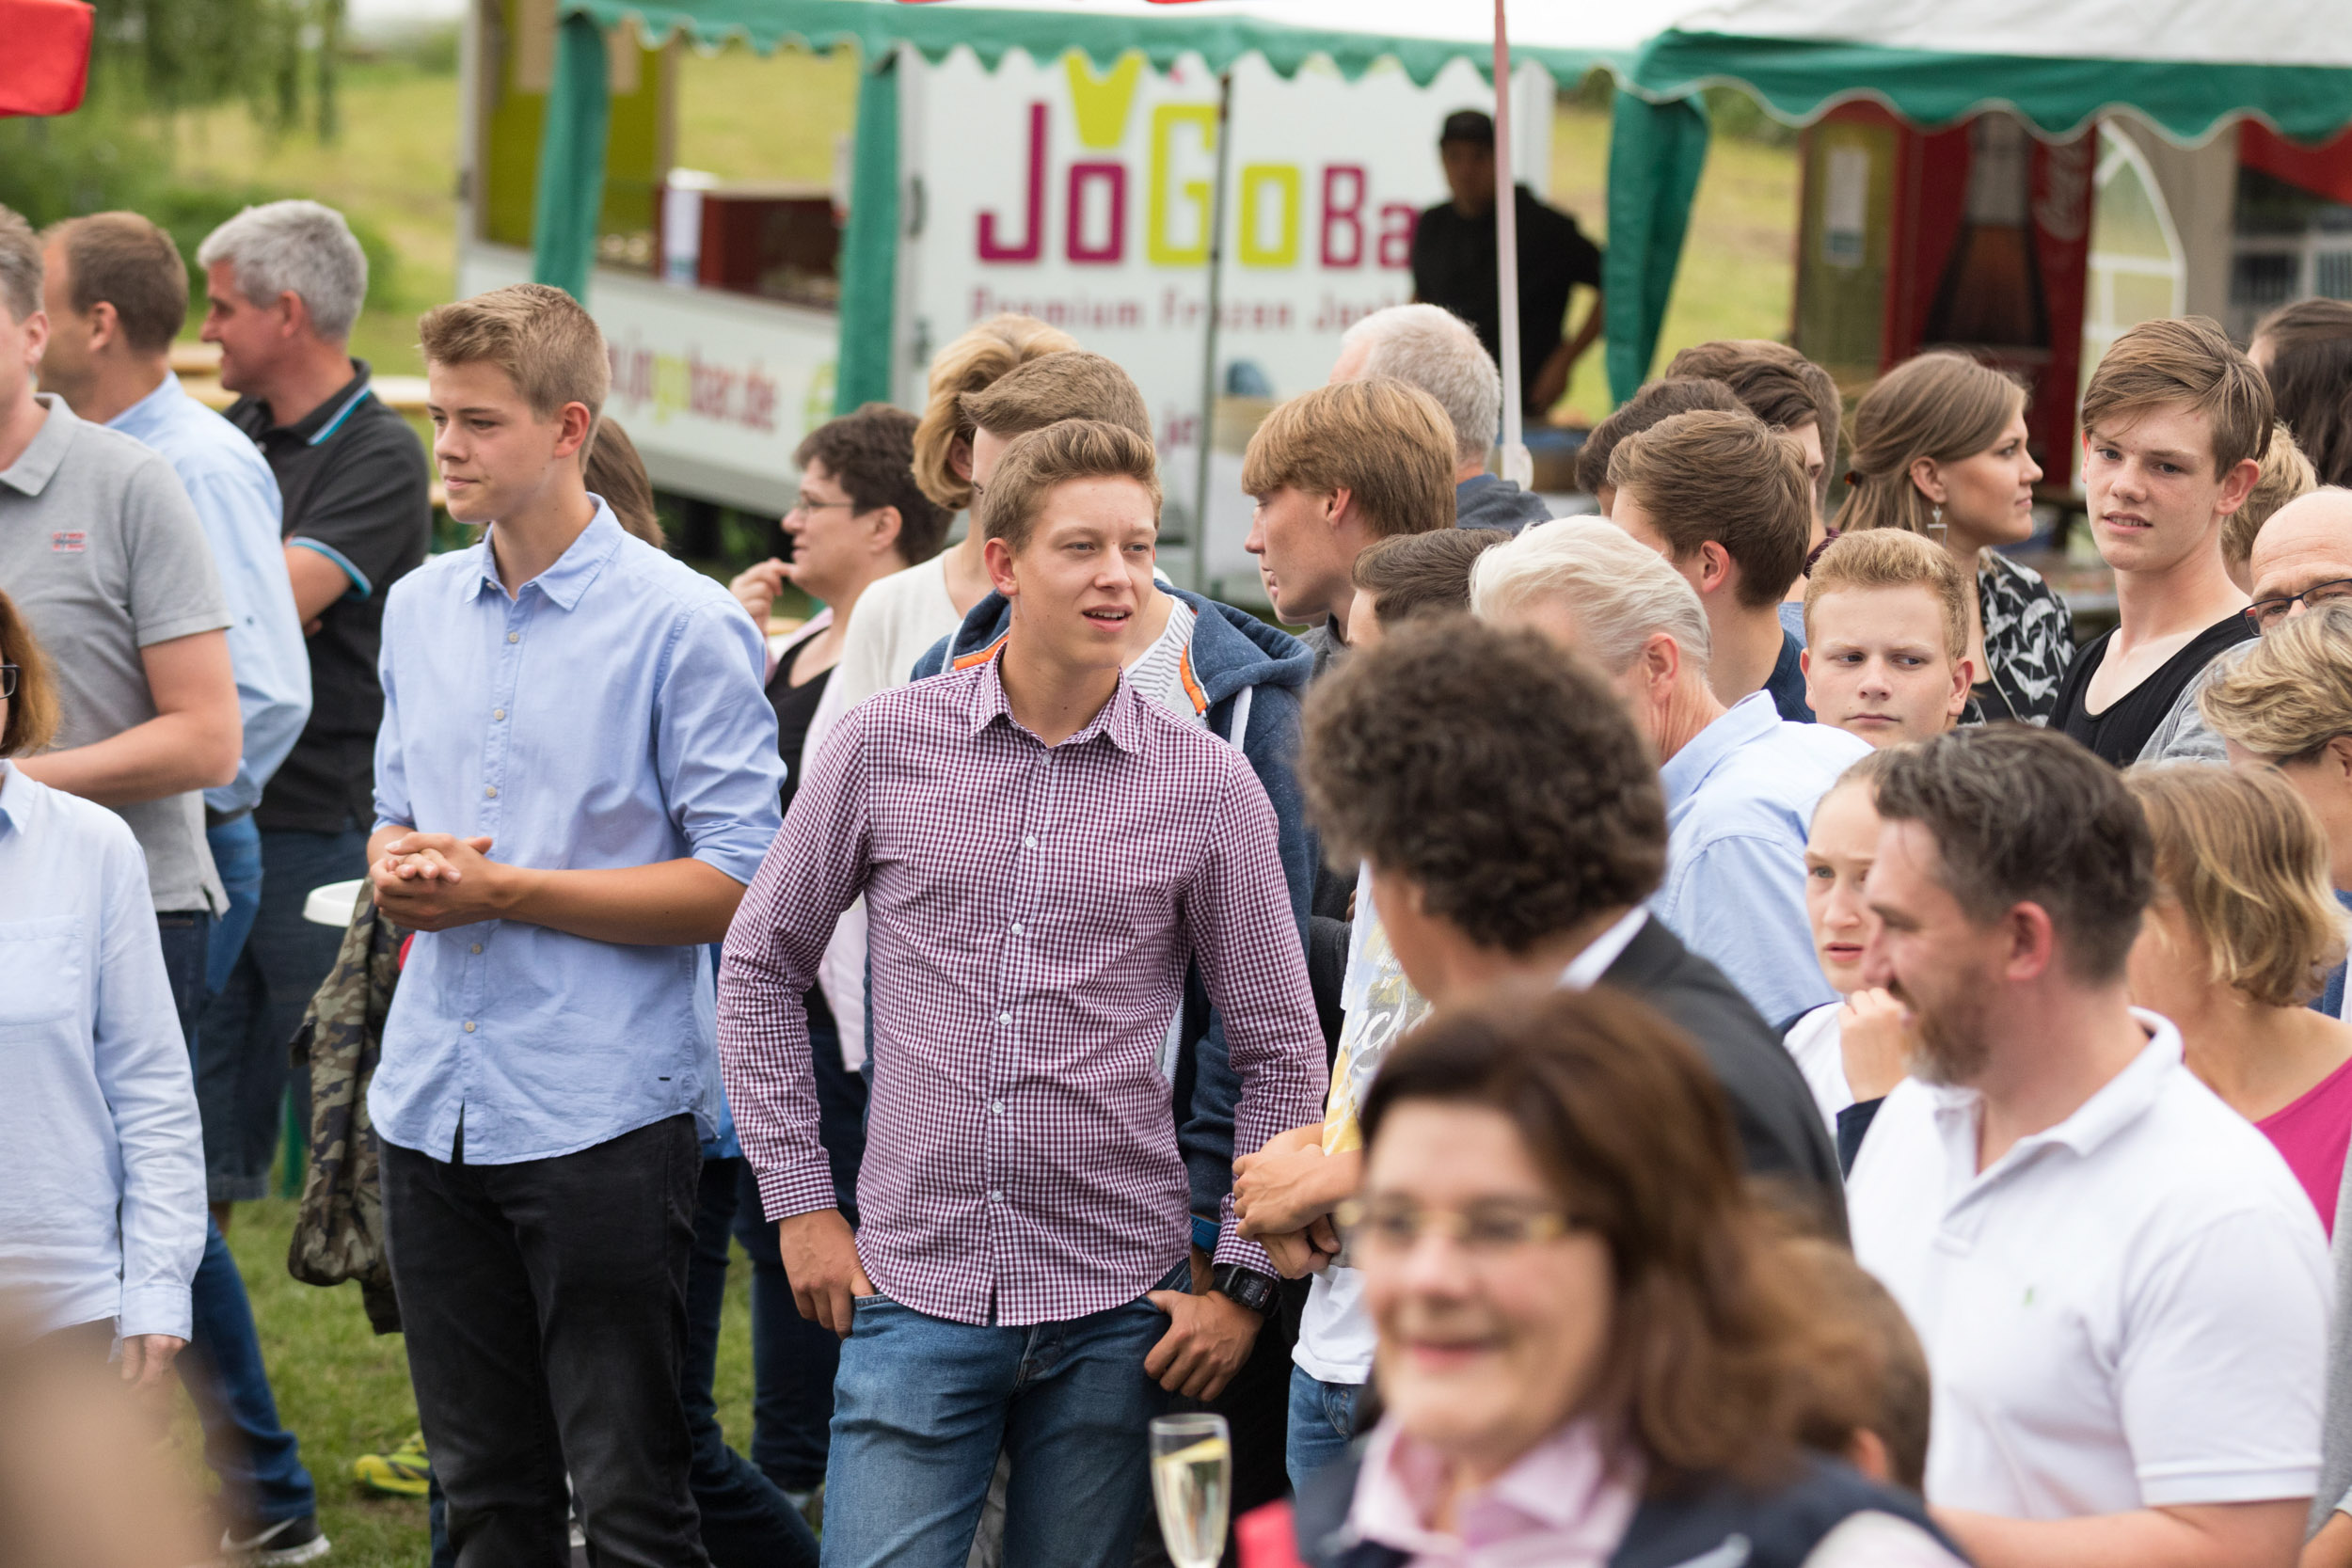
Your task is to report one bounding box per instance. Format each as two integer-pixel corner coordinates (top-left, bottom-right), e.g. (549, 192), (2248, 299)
(12, 180), (2352, 1568)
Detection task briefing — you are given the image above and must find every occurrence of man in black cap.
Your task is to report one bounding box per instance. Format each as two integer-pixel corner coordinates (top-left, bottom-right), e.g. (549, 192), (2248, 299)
(1410, 108), (1604, 420)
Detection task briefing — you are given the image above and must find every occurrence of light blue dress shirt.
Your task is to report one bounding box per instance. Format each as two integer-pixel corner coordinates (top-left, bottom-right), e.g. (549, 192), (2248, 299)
(107, 373), (310, 815)
(0, 762), (206, 1339)
(1654, 690), (1870, 1026)
(370, 499), (785, 1164)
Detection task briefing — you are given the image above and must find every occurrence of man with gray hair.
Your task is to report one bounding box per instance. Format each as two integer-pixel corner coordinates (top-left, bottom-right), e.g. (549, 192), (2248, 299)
(1328, 303), (1549, 534)
(1471, 517), (1867, 1023)
(199, 200), (431, 1220)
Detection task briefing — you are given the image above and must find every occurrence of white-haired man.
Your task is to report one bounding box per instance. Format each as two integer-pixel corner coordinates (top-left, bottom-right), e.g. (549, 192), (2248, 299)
(198, 200), (432, 1216)
(1471, 518), (1867, 1024)
(1328, 303), (1549, 534)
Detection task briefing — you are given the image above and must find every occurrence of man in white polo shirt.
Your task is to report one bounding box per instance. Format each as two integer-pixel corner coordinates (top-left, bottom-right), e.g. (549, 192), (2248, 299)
(1849, 724), (2328, 1567)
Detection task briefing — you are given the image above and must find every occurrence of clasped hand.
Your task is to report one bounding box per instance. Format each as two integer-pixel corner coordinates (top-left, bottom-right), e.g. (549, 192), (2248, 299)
(370, 832), (510, 930)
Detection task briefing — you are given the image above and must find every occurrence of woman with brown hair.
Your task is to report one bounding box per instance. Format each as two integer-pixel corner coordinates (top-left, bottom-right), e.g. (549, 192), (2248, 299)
(1841, 352), (2071, 724)
(1290, 986), (1962, 1567)
(2122, 763), (2352, 1233)
(2252, 298), (2352, 489)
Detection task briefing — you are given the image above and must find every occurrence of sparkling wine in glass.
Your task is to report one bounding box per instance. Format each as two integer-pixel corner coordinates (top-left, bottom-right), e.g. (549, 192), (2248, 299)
(1151, 1412), (1232, 1568)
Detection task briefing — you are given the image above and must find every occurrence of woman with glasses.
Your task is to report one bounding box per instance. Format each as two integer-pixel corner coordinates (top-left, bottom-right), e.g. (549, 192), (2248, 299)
(0, 589), (205, 1381)
(1290, 986), (1962, 1567)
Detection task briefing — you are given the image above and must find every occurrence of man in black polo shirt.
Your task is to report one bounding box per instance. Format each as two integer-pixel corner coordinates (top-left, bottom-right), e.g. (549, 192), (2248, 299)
(1410, 109), (1603, 420)
(197, 199), (431, 1217)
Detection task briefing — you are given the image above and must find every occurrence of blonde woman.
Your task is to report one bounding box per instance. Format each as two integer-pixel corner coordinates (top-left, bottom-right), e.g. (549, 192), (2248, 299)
(1840, 352), (2068, 723)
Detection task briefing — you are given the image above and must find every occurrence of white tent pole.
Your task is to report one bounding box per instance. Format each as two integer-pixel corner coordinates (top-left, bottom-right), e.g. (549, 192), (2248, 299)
(1190, 70), (1233, 596)
(1492, 0), (1531, 488)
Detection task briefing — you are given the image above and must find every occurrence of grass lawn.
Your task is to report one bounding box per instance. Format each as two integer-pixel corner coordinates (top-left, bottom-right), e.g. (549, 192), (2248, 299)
(207, 1193), (762, 1567)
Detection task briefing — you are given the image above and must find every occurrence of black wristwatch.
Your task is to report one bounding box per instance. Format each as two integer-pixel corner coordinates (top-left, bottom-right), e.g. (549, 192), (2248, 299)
(1210, 1262), (1279, 1318)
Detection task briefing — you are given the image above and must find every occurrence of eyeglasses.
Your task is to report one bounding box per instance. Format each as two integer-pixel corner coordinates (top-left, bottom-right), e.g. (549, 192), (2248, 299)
(787, 494), (858, 518)
(1333, 1196), (1576, 1259)
(0, 663), (15, 701)
(2246, 578), (2352, 633)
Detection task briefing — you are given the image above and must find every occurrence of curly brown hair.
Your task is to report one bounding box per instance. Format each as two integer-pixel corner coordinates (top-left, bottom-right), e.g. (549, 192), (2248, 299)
(1301, 617), (1665, 953)
(1361, 986), (1836, 1491)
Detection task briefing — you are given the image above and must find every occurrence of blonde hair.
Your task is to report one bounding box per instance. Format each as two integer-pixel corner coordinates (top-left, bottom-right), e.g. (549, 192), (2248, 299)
(977, 420), (1161, 553)
(2082, 315), (2273, 476)
(1471, 516), (1711, 673)
(2222, 422), (2317, 576)
(2200, 602), (2352, 763)
(418, 283), (608, 429)
(912, 314), (1079, 513)
(1804, 529), (1969, 659)
(2125, 763), (2347, 1008)
(1840, 353), (2025, 539)
(1241, 378), (1457, 540)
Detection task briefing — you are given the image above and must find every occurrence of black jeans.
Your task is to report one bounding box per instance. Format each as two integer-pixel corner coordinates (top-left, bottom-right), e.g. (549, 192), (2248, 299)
(382, 1116), (708, 1568)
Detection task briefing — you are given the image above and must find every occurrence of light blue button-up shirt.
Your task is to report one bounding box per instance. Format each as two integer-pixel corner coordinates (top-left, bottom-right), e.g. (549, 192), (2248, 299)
(1654, 690), (1870, 1025)
(0, 762), (206, 1340)
(370, 499), (785, 1164)
(107, 373), (310, 815)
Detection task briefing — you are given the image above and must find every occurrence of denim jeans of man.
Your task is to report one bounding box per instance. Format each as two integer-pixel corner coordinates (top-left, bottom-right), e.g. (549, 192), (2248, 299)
(198, 827), (369, 1202)
(156, 909), (322, 1530)
(204, 814), (263, 994)
(817, 1263), (1187, 1568)
(1283, 1368), (1360, 1497)
(732, 1000), (866, 1494)
(383, 1116), (709, 1568)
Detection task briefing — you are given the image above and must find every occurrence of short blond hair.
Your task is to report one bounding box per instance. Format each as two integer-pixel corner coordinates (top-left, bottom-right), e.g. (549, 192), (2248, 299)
(2222, 422), (2317, 577)
(977, 419), (1161, 553)
(1471, 516), (1711, 673)
(1804, 529), (1968, 660)
(2081, 315), (2272, 476)
(2199, 601), (2352, 762)
(418, 283), (608, 430)
(912, 314), (1079, 513)
(1241, 378), (1456, 540)
(2125, 763), (2347, 1008)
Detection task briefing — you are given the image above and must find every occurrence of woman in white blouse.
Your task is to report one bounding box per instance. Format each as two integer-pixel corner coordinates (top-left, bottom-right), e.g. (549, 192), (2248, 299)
(0, 590), (203, 1386)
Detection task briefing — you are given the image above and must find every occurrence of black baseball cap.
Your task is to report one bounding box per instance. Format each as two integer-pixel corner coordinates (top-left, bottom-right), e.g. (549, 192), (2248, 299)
(1439, 109), (1496, 147)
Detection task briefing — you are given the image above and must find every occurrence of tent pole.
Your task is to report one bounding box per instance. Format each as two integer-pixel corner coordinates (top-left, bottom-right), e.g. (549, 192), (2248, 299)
(1491, 0), (1530, 487)
(1190, 69), (1232, 597)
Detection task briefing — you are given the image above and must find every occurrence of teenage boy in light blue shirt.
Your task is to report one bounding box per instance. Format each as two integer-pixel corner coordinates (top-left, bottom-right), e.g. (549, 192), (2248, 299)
(369, 282), (782, 1567)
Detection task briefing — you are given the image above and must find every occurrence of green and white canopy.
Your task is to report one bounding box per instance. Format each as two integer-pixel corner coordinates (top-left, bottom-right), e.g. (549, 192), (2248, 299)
(1605, 0), (2352, 397)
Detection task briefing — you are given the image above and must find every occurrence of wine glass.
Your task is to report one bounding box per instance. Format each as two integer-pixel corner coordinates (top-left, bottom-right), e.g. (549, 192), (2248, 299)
(1150, 1412), (1232, 1568)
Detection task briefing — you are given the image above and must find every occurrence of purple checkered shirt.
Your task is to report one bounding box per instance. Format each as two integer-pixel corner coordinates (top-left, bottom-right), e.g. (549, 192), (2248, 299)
(718, 652), (1327, 1326)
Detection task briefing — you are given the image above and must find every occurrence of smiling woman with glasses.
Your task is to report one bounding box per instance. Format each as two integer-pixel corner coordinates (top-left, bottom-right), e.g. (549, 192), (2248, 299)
(1287, 985), (1963, 1568)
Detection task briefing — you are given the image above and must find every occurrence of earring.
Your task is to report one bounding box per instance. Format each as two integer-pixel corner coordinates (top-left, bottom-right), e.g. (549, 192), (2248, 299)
(1929, 503), (1947, 544)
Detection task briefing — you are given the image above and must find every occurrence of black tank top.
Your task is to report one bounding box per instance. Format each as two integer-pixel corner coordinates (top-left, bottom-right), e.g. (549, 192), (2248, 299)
(765, 628), (835, 817)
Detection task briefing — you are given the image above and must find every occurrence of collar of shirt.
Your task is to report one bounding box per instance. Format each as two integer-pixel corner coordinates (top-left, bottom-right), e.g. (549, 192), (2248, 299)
(1558, 909), (1648, 991)
(960, 638), (1148, 755)
(1925, 1009), (2185, 1195)
(233, 360), (373, 445)
(103, 372), (189, 445)
(1350, 1417), (1641, 1564)
(1659, 689), (1780, 810)
(0, 759), (27, 839)
(465, 496), (626, 610)
(0, 394), (77, 499)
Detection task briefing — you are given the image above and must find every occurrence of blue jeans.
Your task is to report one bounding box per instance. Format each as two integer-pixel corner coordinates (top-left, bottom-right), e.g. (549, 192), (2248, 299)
(1284, 1367), (1360, 1497)
(156, 909), (319, 1528)
(818, 1266), (1185, 1568)
(204, 815), (264, 995)
(198, 827), (369, 1202)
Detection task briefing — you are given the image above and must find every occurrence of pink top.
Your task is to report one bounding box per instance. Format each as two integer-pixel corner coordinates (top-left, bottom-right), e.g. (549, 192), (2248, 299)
(2257, 1054), (2352, 1237)
(1348, 1418), (1642, 1568)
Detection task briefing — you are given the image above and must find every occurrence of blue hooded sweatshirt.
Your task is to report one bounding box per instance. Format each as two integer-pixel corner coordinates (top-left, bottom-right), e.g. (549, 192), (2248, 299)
(913, 585), (1316, 1233)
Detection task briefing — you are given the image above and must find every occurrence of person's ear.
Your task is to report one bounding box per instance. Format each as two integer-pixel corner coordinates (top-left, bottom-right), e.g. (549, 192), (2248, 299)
(2327, 735), (2352, 786)
(1845, 1429), (1895, 1487)
(2003, 900), (2058, 983)
(1696, 540), (1734, 597)
(275, 290), (308, 341)
(1947, 657), (1976, 721)
(2212, 455), (2263, 519)
(867, 504), (903, 560)
(552, 403), (595, 461)
(86, 299), (120, 355)
(949, 436), (974, 484)
(983, 533), (1020, 598)
(1324, 486), (1352, 530)
(1907, 456), (1947, 507)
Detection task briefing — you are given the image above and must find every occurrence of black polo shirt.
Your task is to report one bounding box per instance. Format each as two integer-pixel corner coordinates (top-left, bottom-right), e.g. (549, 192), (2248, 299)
(228, 361), (433, 833)
(1410, 184), (1602, 413)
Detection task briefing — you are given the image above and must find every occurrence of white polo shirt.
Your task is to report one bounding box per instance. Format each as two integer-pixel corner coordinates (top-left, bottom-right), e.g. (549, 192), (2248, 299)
(1849, 1013), (2329, 1519)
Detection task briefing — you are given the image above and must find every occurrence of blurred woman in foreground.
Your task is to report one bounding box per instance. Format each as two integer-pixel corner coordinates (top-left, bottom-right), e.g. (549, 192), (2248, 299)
(1290, 988), (1961, 1567)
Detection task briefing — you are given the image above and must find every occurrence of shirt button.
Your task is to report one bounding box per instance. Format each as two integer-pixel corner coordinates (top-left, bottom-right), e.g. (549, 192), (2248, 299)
(1009, 922), (1023, 936)
(997, 1011), (1012, 1026)
(1023, 834), (1038, 849)
(507, 631), (520, 643)
(989, 1190), (1002, 1202)
(469, 942), (483, 955)
(485, 785), (498, 799)
(492, 708), (505, 721)
(463, 1021), (476, 1033)
(991, 1101), (1004, 1115)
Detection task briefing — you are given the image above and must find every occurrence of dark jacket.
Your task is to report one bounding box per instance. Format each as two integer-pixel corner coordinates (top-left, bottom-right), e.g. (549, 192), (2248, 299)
(1454, 472), (1550, 535)
(1603, 915), (1848, 1238)
(1293, 1444), (1962, 1568)
(914, 587), (1315, 1221)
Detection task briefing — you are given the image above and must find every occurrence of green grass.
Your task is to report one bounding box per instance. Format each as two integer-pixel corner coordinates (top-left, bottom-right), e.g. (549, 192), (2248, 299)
(207, 1191), (763, 1567)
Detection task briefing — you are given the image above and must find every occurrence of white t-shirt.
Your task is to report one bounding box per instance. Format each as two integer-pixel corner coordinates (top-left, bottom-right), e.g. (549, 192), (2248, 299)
(1783, 1002), (1853, 1139)
(1849, 1014), (2329, 1518)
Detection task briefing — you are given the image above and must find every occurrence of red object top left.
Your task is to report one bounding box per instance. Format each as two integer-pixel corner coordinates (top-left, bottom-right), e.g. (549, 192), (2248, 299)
(1, 0), (95, 119)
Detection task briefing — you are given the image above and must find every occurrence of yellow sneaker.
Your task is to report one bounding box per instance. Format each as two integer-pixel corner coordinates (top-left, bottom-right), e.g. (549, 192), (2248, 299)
(352, 1432), (431, 1498)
